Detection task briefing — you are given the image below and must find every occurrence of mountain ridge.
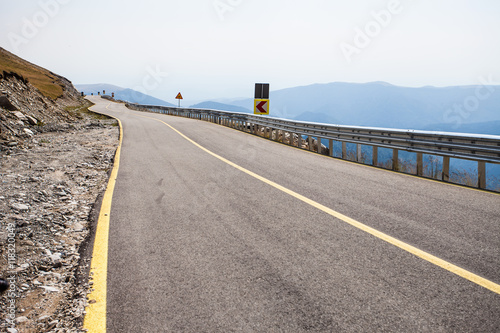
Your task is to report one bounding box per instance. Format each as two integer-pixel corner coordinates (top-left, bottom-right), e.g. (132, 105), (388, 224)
(75, 83), (175, 107)
(226, 81), (500, 134)
(76, 81), (500, 135)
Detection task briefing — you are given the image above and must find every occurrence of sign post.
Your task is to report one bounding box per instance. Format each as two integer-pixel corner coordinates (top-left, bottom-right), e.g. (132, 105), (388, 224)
(175, 92), (183, 107)
(254, 83), (270, 115)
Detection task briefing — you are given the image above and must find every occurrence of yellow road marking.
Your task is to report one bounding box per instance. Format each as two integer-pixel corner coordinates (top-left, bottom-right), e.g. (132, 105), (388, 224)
(83, 105), (123, 332)
(202, 113), (500, 196)
(140, 113), (500, 295)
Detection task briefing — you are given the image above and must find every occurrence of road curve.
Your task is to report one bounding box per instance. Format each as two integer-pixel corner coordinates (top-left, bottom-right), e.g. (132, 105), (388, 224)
(87, 97), (500, 332)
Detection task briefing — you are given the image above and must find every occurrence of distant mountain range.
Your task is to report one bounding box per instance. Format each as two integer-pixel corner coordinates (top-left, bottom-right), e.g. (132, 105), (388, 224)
(189, 101), (251, 113)
(75, 84), (175, 107)
(227, 81), (500, 135)
(77, 82), (500, 135)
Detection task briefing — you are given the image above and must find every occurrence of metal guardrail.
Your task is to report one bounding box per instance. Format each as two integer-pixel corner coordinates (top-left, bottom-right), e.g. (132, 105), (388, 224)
(126, 103), (500, 191)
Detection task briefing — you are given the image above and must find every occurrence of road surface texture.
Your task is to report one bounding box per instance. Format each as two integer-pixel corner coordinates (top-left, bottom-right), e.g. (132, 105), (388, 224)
(88, 97), (499, 332)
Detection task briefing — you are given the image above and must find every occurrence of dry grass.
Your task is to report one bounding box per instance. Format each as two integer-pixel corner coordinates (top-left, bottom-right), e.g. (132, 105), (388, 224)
(450, 169), (478, 187)
(0, 47), (64, 99)
(65, 102), (111, 121)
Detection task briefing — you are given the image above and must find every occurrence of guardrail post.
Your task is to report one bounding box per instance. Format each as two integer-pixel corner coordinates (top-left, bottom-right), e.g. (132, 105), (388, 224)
(317, 138), (322, 153)
(373, 146), (378, 166)
(442, 156), (450, 182)
(357, 144), (362, 162)
(342, 142), (347, 159)
(329, 139), (333, 157)
(308, 136), (313, 151)
(393, 149), (399, 171)
(417, 153), (423, 176)
(478, 161), (486, 189)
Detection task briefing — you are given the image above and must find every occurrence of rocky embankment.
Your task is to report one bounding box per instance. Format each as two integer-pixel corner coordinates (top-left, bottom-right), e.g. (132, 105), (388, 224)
(1, 48), (119, 332)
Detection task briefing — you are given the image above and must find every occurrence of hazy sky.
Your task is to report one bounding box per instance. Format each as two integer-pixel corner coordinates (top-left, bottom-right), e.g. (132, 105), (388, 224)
(1, 0), (500, 104)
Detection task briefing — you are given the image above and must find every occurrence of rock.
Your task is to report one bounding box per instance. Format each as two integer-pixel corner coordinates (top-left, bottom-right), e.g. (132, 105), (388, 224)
(11, 203), (29, 211)
(15, 316), (28, 323)
(38, 315), (51, 322)
(72, 222), (84, 232)
(0, 95), (17, 111)
(24, 128), (34, 136)
(0, 278), (9, 293)
(40, 286), (60, 292)
(6, 328), (18, 333)
(15, 263), (30, 272)
(26, 115), (38, 125)
(50, 253), (62, 268)
(12, 111), (27, 121)
(48, 319), (59, 329)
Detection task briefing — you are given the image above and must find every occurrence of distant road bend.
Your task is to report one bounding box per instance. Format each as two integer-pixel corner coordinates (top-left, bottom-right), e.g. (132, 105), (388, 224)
(84, 96), (499, 332)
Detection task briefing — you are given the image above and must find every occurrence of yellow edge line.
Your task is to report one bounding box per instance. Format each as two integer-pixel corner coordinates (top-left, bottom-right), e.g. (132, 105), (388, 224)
(83, 103), (123, 332)
(141, 113), (500, 295)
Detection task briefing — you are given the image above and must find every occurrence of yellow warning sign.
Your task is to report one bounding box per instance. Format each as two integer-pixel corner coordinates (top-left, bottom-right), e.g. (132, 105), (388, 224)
(175, 92), (183, 99)
(254, 99), (269, 115)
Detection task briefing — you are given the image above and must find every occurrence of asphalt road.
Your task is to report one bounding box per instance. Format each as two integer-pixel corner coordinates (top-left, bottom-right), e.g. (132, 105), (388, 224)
(88, 97), (500, 332)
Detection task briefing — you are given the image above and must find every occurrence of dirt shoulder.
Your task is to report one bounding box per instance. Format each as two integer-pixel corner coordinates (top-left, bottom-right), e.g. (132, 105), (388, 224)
(0, 108), (119, 333)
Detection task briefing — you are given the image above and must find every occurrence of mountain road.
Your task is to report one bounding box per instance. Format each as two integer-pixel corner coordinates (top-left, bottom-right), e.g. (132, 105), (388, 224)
(85, 96), (500, 332)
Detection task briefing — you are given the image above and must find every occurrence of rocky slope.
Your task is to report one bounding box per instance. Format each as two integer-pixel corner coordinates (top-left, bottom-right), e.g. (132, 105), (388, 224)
(0, 48), (119, 332)
(0, 47), (85, 146)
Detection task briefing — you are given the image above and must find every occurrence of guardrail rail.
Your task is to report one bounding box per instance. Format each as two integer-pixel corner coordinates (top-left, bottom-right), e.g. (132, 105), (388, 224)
(126, 102), (500, 191)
